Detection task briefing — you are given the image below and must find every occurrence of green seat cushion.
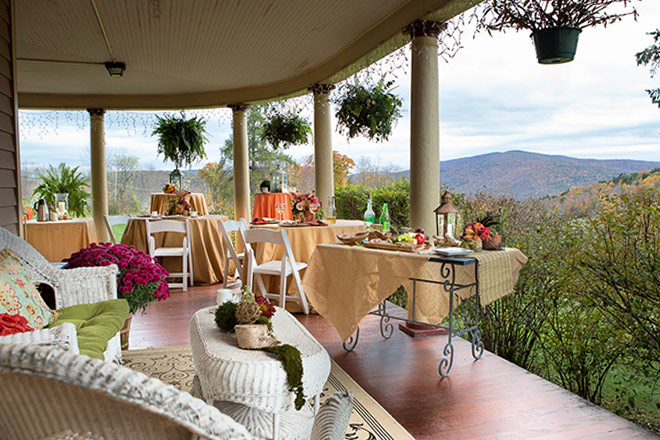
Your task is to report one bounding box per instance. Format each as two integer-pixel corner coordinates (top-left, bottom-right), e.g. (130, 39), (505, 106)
(51, 299), (129, 359)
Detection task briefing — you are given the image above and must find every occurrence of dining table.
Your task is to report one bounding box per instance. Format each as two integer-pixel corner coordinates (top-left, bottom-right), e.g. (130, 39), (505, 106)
(24, 218), (97, 263)
(252, 192), (294, 221)
(120, 215), (229, 286)
(247, 219), (366, 312)
(150, 193), (209, 216)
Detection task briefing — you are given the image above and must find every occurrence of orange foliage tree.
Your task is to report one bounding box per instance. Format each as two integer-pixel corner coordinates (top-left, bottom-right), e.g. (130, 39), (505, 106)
(288, 151), (355, 193)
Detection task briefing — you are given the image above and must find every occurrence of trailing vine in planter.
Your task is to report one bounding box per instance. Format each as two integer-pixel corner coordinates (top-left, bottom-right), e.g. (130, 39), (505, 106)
(262, 111), (312, 150)
(335, 77), (402, 142)
(474, 0), (639, 64)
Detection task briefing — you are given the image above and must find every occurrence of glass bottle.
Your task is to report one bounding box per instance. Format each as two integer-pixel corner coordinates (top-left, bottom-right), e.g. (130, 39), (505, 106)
(379, 203), (390, 232)
(326, 195), (337, 224)
(363, 194), (375, 226)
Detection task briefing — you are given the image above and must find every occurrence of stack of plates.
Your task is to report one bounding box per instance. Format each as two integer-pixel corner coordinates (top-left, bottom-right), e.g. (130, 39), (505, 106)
(433, 247), (474, 257)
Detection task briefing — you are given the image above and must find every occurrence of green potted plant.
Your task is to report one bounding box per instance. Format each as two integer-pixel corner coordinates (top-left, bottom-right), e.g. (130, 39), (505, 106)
(262, 111), (312, 150)
(335, 77), (402, 142)
(260, 180), (271, 192)
(33, 163), (90, 218)
(477, 0), (638, 64)
(152, 112), (209, 187)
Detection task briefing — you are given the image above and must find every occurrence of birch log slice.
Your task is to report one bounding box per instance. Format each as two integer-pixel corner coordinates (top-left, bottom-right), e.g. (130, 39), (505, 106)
(235, 324), (279, 349)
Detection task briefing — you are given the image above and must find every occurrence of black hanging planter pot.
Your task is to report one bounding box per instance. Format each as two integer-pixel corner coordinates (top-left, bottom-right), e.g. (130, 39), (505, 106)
(531, 27), (582, 64)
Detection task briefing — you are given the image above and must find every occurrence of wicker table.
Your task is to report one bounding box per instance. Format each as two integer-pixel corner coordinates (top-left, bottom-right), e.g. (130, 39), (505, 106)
(189, 306), (330, 440)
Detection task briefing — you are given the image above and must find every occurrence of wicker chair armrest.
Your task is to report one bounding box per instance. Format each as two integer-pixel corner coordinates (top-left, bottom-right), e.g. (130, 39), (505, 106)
(50, 265), (118, 309)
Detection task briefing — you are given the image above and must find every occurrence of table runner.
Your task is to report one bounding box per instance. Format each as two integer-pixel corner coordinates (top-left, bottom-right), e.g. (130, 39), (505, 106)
(302, 244), (527, 341)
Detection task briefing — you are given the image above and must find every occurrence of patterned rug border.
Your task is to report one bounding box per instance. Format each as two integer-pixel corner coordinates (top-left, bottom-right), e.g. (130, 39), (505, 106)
(122, 346), (414, 440)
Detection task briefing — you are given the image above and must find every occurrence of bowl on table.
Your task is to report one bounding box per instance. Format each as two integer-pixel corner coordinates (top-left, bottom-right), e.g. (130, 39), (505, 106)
(336, 231), (369, 245)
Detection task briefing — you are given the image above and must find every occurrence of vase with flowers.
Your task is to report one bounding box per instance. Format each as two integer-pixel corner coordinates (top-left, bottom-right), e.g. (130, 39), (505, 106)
(165, 189), (191, 216)
(163, 183), (177, 194)
(290, 192), (321, 223)
(67, 243), (170, 348)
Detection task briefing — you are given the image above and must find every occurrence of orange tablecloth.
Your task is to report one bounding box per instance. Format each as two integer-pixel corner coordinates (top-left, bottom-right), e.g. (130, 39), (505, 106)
(252, 193), (294, 221)
(150, 193), (209, 216)
(121, 215), (229, 286)
(248, 220), (366, 312)
(24, 218), (97, 263)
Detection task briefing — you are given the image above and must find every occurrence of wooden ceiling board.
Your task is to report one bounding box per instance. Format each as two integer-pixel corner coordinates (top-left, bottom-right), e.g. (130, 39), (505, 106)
(15, 0), (474, 109)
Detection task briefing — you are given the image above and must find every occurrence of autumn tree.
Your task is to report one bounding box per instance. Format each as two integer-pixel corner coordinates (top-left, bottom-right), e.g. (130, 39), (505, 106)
(107, 150), (141, 214)
(288, 151), (356, 193)
(636, 29), (660, 109)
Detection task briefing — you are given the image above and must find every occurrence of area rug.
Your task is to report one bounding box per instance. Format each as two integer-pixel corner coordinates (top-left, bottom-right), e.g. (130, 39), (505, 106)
(122, 346), (414, 440)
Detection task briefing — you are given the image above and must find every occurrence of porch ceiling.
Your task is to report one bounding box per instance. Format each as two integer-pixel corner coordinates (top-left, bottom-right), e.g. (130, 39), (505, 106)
(15, 0), (477, 110)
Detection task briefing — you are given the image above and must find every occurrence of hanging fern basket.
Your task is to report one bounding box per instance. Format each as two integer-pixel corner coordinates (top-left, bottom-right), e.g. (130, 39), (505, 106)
(532, 27), (582, 65)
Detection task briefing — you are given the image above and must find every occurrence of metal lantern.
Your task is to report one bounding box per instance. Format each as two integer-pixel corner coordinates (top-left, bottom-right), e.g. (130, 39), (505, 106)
(169, 168), (182, 189)
(434, 191), (459, 237)
(271, 164), (288, 193)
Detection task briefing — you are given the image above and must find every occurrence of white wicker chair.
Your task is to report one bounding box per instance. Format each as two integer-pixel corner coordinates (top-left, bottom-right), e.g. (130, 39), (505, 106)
(0, 344), (254, 440)
(0, 226), (121, 362)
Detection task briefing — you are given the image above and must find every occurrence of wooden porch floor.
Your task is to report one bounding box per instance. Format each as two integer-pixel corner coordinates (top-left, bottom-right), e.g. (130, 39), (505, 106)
(130, 285), (657, 440)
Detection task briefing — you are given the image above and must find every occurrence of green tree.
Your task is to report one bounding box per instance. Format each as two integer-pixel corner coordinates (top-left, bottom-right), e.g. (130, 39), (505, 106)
(636, 29), (660, 108)
(33, 163), (90, 217)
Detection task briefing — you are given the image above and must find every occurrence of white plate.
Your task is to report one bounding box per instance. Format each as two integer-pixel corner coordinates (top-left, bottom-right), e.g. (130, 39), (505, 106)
(433, 247), (474, 256)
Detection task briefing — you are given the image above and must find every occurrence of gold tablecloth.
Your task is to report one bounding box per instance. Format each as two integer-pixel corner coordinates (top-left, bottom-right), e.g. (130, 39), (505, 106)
(302, 244), (528, 341)
(24, 218), (97, 263)
(149, 193), (209, 215)
(247, 220), (366, 312)
(121, 215), (228, 285)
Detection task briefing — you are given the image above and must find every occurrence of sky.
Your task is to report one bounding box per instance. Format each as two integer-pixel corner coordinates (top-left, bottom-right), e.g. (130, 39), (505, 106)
(18, 1), (660, 172)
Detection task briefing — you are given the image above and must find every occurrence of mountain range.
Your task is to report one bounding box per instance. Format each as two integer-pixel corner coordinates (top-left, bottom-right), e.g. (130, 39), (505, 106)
(432, 150), (660, 199)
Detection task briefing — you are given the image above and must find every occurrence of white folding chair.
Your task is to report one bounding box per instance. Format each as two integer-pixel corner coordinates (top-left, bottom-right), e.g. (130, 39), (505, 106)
(103, 215), (131, 244)
(239, 228), (309, 314)
(145, 219), (193, 291)
(217, 219), (248, 288)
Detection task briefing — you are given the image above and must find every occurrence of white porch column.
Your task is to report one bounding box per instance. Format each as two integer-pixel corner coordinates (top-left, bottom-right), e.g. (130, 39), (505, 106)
(311, 84), (335, 213)
(408, 21), (444, 233)
(87, 108), (108, 242)
(229, 104), (250, 221)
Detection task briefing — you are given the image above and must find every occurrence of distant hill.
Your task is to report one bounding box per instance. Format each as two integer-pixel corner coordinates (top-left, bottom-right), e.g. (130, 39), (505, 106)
(545, 167), (660, 217)
(433, 151), (660, 199)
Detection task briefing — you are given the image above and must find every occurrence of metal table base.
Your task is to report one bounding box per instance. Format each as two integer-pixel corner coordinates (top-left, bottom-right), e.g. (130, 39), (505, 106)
(342, 255), (483, 377)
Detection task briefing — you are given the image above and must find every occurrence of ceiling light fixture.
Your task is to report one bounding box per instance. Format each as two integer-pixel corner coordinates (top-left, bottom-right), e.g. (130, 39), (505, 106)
(105, 61), (126, 78)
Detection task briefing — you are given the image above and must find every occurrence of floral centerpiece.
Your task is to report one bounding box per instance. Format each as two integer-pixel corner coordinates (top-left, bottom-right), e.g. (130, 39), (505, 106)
(67, 243), (170, 315)
(290, 192), (321, 222)
(165, 189), (191, 216)
(163, 183), (176, 194)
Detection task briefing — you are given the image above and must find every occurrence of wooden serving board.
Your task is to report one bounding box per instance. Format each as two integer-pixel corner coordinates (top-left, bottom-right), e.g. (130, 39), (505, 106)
(364, 242), (417, 252)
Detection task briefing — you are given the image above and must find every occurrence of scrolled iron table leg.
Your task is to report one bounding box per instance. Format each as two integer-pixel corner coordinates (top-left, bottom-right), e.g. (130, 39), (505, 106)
(471, 329), (484, 360)
(342, 327), (360, 353)
(438, 341), (454, 377)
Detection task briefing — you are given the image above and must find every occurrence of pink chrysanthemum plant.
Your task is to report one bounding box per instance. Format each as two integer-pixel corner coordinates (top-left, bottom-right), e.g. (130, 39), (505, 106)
(67, 243), (170, 315)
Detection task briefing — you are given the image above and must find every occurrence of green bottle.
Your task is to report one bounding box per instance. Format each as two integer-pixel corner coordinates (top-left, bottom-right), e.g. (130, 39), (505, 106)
(363, 194), (375, 225)
(379, 203), (390, 232)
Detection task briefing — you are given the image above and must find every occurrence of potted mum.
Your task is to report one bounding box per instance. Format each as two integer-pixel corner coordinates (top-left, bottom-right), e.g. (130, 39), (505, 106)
(477, 0), (638, 64)
(67, 243), (170, 348)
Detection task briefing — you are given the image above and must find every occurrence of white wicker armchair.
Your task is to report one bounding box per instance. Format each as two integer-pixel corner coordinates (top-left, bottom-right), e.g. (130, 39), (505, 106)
(0, 227), (121, 362)
(0, 344), (254, 440)
(0, 226), (118, 309)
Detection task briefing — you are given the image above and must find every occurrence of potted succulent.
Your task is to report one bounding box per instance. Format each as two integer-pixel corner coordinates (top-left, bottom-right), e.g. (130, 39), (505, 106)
(262, 111), (312, 150)
(335, 77), (402, 142)
(152, 112), (209, 187)
(67, 243), (170, 348)
(477, 0), (639, 64)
